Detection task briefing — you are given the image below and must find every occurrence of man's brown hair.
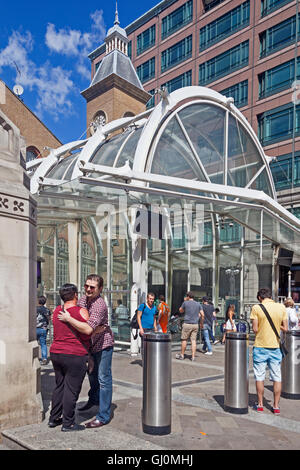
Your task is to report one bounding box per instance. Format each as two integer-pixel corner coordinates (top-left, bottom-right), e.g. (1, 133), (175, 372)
(86, 274), (103, 289)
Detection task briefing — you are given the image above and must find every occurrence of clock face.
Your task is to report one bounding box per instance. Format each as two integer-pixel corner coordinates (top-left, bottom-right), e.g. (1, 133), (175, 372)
(92, 112), (106, 131)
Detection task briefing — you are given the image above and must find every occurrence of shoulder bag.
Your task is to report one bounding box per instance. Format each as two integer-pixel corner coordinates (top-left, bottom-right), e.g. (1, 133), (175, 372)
(258, 303), (288, 357)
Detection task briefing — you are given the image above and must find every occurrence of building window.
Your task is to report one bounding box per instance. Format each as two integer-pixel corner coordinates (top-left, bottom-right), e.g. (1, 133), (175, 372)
(258, 58), (300, 99)
(91, 111), (106, 133)
(137, 57), (155, 83)
(161, 35), (192, 73)
(259, 15), (300, 58)
(161, 70), (192, 93)
(199, 40), (249, 85)
(161, 0), (193, 40)
(220, 80), (248, 108)
(137, 25), (156, 56)
(200, 1), (250, 51)
(82, 241), (95, 287)
(289, 206), (300, 219)
(258, 103), (300, 145)
(204, 0), (227, 13)
(146, 89), (156, 109)
(128, 41), (132, 59)
(57, 238), (69, 288)
(26, 146), (40, 162)
(270, 153), (300, 190)
(261, 0), (293, 17)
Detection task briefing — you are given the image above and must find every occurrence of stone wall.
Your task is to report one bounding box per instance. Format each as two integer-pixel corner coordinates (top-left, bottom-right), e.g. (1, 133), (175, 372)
(0, 110), (43, 433)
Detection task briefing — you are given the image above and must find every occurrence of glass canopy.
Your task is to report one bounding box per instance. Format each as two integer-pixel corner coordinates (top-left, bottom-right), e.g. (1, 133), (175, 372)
(30, 87), (300, 343)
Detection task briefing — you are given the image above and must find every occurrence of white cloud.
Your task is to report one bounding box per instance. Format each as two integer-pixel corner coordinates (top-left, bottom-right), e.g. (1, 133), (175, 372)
(45, 10), (106, 79)
(0, 30), (75, 121)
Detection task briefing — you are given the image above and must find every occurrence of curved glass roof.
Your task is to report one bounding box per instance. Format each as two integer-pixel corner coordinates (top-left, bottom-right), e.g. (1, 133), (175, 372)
(29, 86), (275, 198)
(28, 86), (300, 250)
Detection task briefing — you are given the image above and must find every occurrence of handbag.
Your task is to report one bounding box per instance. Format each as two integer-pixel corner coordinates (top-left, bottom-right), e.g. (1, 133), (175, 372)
(258, 304), (288, 357)
(63, 307), (95, 374)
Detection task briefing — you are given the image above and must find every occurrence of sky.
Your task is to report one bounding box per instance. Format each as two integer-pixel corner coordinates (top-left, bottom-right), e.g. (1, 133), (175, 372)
(0, 0), (159, 144)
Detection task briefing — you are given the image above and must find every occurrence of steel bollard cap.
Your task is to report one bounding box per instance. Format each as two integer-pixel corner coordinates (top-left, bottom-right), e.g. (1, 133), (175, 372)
(226, 332), (248, 340)
(143, 332), (172, 342)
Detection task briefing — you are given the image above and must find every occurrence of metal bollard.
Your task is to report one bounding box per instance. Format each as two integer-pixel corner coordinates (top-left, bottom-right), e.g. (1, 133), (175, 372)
(224, 332), (249, 414)
(142, 332), (171, 435)
(281, 330), (300, 399)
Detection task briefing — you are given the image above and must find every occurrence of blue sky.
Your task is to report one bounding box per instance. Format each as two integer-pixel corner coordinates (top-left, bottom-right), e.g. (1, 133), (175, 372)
(0, 1), (158, 144)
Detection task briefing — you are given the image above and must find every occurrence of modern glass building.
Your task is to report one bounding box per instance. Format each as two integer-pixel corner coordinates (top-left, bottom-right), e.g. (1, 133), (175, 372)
(88, 0), (300, 301)
(28, 87), (300, 348)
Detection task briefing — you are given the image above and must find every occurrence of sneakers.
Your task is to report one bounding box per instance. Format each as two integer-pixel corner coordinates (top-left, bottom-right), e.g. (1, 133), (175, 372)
(253, 404), (264, 412)
(204, 351), (212, 355)
(272, 407), (280, 415)
(175, 354), (184, 360)
(213, 340), (219, 345)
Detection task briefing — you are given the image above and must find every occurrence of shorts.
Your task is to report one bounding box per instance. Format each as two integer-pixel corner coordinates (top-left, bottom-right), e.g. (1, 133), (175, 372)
(181, 323), (199, 342)
(252, 347), (282, 382)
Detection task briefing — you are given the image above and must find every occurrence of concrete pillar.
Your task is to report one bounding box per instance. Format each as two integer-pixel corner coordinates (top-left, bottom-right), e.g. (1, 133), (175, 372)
(0, 110), (43, 432)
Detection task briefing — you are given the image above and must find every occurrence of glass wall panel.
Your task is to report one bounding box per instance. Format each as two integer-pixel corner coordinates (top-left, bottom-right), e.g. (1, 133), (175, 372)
(91, 132), (129, 167)
(178, 103), (225, 184)
(116, 127), (144, 168)
(161, 70), (192, 94)
(228, 115), (266, 189)
(151, 115), (207, 180)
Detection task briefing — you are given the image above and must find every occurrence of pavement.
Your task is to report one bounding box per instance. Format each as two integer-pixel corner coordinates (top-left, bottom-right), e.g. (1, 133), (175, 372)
(1, 340), (300, 451)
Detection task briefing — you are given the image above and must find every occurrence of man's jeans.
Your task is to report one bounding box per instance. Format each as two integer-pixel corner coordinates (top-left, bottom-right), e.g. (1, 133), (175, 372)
(88, 346), (113, 424)
(202, 327), (212, 353)
(36, 328), (48, 360)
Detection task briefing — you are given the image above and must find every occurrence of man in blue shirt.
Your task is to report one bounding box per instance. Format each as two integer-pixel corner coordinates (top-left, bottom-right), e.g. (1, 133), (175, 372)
(137, 292), (158, 360)
(137, 292), (158, 335)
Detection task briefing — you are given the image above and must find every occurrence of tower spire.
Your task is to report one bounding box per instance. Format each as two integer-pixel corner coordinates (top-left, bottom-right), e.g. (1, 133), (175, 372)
(115, 1), (120, 25)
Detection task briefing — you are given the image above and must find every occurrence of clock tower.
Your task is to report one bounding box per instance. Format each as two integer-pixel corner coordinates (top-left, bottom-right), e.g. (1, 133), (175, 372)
(81, 5), (150, 136)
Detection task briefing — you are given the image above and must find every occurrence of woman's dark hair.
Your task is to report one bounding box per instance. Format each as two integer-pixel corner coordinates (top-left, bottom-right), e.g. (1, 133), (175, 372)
(225, 304), (235, 321)
(38, 295), (47, 305)
(59, 283), (78, 302)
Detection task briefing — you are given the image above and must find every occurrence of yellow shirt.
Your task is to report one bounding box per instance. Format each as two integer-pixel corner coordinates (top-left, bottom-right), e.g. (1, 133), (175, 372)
(250, 299), (287, 348)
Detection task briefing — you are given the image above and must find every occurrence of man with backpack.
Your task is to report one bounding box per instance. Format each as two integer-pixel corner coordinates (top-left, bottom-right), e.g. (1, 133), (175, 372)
(136, 292), (158, 359)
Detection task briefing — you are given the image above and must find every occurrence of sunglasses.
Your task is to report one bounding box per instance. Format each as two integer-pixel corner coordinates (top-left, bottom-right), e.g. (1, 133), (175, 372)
(84, 284), (96, 291)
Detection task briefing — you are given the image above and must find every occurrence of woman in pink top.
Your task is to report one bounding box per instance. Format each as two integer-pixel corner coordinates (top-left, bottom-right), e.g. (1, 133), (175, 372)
(49, 283), (91, 432)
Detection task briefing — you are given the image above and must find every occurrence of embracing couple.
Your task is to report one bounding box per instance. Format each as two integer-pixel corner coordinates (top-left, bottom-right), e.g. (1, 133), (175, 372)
(48, 274), (114, 432)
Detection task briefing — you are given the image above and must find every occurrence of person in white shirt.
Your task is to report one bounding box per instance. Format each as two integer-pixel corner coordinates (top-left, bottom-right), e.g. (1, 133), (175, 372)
(284, 298), (299, 330)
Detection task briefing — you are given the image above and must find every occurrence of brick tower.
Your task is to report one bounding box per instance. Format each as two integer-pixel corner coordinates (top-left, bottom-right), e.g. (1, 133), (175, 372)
(81, 4), (150, 136)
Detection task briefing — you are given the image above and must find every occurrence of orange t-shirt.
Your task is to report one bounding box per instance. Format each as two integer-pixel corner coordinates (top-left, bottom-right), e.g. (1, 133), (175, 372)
(158, 302), (170, 333)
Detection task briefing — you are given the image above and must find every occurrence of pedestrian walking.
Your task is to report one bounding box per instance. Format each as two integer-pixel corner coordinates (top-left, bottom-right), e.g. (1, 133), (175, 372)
(176, 292), (201, 362)
(200, 297), (217, 355)
(221, 304), (236, 344)
(284, 297), (299, 330)
(157, 295), (170, 333)
(137, 292), (158, 359)
(36, 295), (51, 365)
(250, 287), (288, 414)
(58, 274), (114, 429)
(49, 283), (90, 432)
